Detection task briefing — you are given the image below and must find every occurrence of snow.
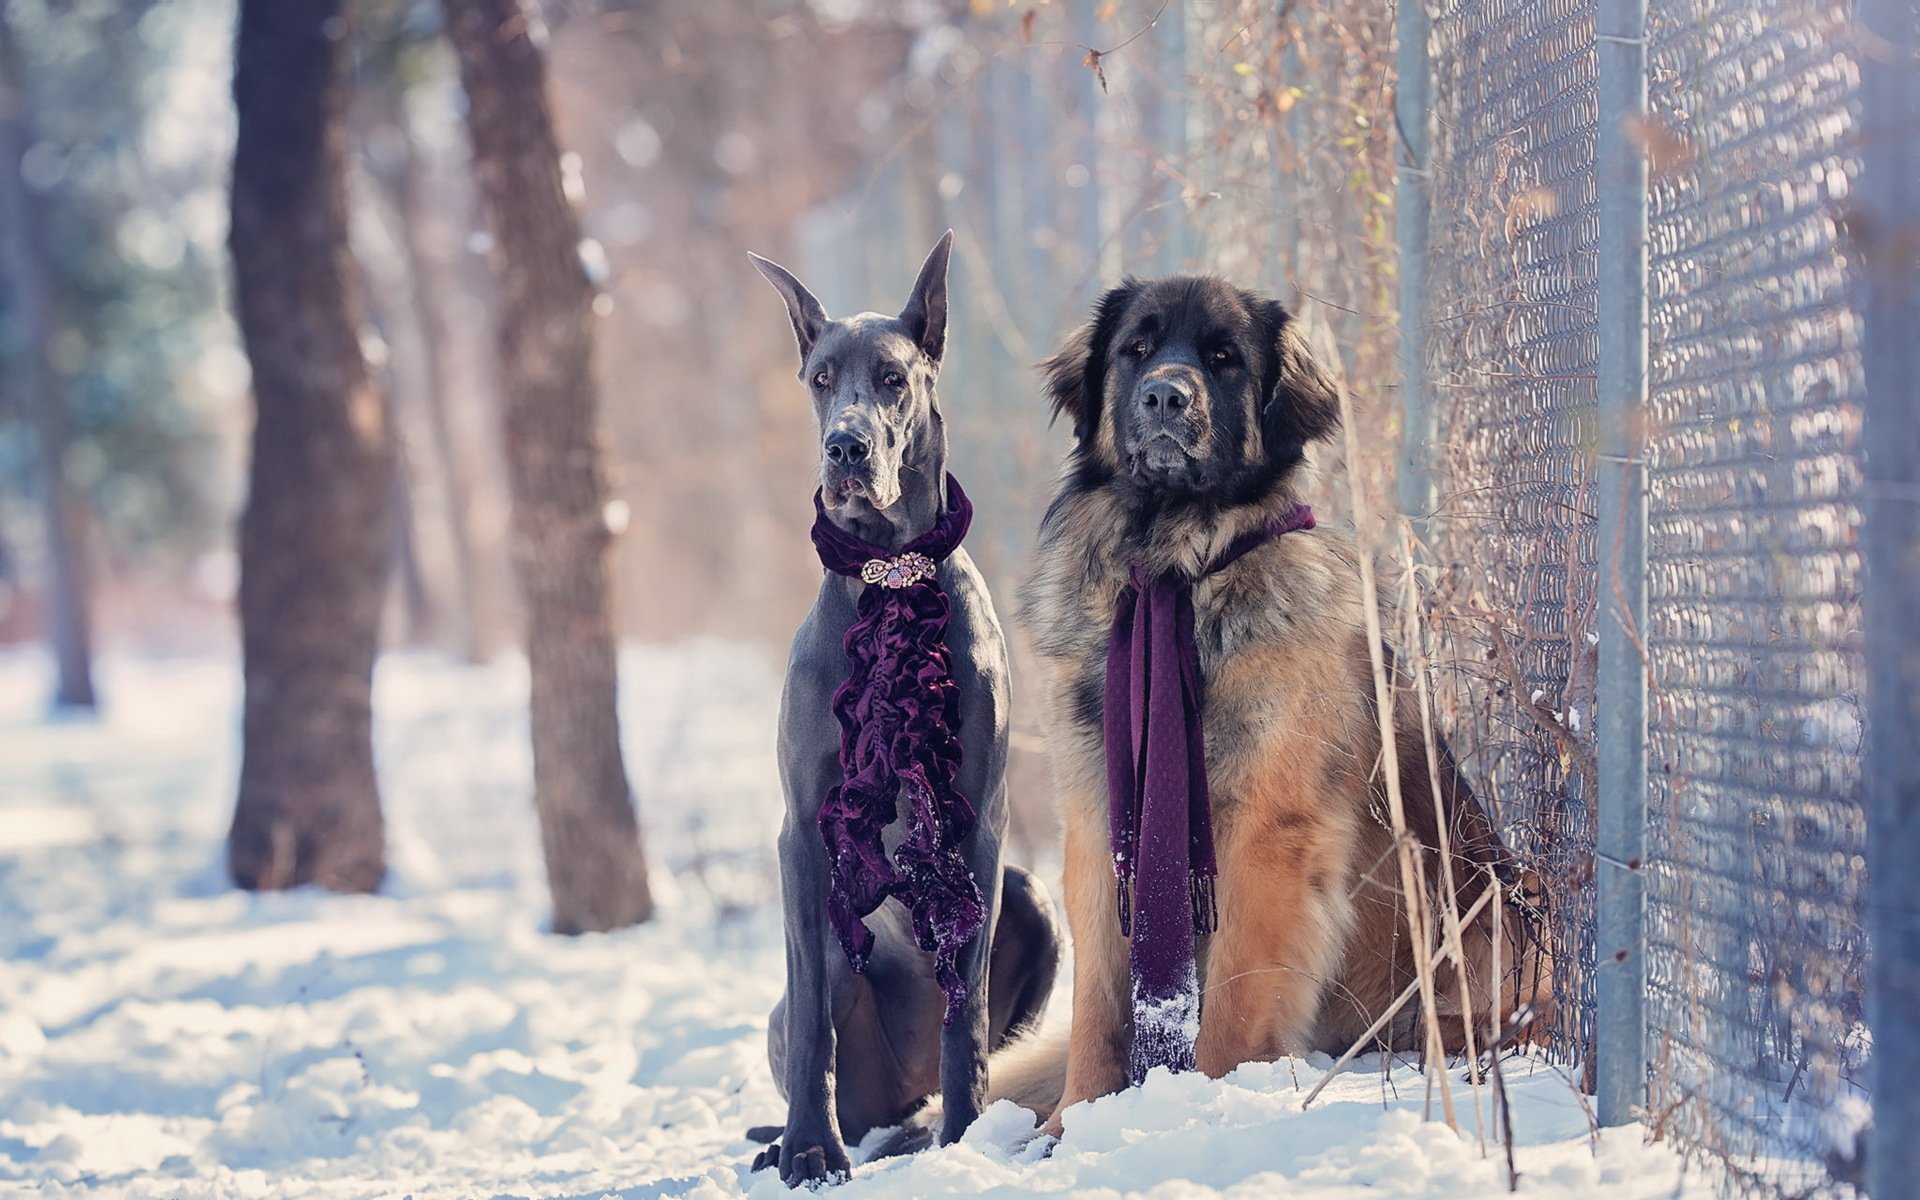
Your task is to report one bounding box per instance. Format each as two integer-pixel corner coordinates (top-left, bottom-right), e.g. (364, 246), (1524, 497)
(0, 644), (1716, 1199)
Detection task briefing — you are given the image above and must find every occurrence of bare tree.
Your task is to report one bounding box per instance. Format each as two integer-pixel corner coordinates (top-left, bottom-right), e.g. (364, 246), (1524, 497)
(442, 0), (652, 933)
(0, 12), (94, 711)
(227, 0), (392, 893)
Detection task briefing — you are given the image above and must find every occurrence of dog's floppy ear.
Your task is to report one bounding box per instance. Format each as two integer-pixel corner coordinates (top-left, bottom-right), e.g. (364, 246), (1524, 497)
(898, 229), (953, 364)
(1039, 323), (1094, 438)
(1040, 279), (1138, 443)
(749, 252), (829, 368)
(1262, 304), (1342, 465)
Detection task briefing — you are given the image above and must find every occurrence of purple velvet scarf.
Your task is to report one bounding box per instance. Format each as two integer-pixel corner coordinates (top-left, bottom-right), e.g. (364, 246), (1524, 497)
(1105, 501), (1316, 1080)
(810, 475), (982, 1025)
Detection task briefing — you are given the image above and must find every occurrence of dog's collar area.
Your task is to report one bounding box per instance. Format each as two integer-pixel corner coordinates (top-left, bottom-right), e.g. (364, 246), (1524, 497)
(859, 551), (937, 589)
(811, 473), (972, 584)
(1189, 501), (1317, 582)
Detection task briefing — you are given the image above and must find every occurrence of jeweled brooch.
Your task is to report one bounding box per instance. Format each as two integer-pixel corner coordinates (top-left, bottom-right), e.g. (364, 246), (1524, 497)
(860, 551), (937, 589)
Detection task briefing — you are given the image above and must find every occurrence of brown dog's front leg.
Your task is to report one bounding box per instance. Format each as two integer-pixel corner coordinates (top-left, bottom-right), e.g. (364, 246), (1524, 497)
(1047, 815), (1132, 1136)
(1192, 742), (1356, 1077)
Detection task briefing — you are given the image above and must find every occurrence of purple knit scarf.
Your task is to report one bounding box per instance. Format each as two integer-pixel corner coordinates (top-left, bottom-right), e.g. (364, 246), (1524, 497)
(810, 475), (982, 1025)
(1106, 501), (1316, 1080)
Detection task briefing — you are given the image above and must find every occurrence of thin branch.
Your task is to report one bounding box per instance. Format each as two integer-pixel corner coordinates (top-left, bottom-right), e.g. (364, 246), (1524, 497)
(1332, 339), (1456, 1128)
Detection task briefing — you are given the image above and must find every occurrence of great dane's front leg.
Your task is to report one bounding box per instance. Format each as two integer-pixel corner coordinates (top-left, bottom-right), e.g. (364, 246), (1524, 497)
(774, 819), (853, 1186)
(936, 823), (1001, 1145)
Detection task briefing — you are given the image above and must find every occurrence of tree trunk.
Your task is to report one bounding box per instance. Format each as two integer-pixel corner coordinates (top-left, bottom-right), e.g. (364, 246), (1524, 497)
(227, 0), (392, 894)
(0, 14), (95, 712)
(442, 0), (652, 933)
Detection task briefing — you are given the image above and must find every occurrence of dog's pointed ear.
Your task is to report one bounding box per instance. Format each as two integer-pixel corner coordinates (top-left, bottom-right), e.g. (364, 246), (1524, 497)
(1263, 306), (1342, 465)
(749, 252), (828, 367)
(899, 230), (953, 364)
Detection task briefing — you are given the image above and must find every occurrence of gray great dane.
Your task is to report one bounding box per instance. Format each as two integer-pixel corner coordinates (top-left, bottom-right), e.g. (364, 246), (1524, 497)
(745, 233), (1060, 1186)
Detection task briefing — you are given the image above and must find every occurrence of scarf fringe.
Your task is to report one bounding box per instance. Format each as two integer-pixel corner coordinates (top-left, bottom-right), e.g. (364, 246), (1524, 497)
(1190, 870), (1218, 935)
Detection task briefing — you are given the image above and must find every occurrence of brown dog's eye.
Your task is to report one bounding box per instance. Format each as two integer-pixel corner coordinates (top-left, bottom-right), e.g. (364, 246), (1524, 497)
(1126, 338), (1150, 357)
(1210, 347), (1236, 367)
(812, 370), (830, 389)
(882, 371), (905, 389)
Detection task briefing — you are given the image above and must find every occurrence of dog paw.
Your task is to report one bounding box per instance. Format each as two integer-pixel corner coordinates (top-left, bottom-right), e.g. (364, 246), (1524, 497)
(778, 1140), (851, 1187)
(1027, 1130), (1061, 1160)
(745, 1124), (782, 1145)
(936, 1103), (982, 1147)
(751, 1142), (781, 1173)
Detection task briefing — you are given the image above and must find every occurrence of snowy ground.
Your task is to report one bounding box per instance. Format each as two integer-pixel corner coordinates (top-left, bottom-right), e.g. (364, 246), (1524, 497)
(0, 644), (1715, 1199)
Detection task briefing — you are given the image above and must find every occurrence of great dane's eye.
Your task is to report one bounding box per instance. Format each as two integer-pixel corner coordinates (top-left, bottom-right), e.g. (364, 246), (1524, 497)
(812, 370), (830, 390)
(1210, 346), (1237, 367)
(882, 371), (905, 390)
(1126, 338), (1151, 358)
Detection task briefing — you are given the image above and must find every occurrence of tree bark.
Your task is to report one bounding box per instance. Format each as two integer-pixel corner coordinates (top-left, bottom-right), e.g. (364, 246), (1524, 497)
(227, 0), (392, 894)
(0, 14), (96, 711)
(442, 0), (652, 932)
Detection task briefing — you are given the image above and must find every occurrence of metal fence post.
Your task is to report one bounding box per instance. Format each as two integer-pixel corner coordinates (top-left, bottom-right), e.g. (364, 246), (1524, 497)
(1395, 0), (1433, 523)
(1594, 0), (1650, 1129)
(1858, 2), (1920, 1194)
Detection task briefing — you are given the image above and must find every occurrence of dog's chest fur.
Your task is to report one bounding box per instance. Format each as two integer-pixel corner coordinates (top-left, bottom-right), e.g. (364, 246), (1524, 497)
(1018, 487), (1370, 826)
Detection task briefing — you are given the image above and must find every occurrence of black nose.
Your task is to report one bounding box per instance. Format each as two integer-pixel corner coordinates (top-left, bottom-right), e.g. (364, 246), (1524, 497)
(1142, 379), (1190, 413)
(825, 429), (871, 465)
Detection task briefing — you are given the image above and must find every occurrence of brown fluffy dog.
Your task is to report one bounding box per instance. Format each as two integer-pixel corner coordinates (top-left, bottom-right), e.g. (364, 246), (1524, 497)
(1014, 277), (1550, 1133)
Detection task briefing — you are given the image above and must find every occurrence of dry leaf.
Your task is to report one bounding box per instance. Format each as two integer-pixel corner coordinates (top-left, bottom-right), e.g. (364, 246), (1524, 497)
(1630, 115), (1695, 177)
(1084, 48), (1107, 93)
(1503, 185), (1559, 243)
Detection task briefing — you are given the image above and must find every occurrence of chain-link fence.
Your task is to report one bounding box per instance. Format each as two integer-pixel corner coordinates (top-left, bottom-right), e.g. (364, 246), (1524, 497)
(1418, 0), (1602, 1074)
(790, 2), (1894, 1194)
(1641, 2), (1869, 1189)
(1408, 0), (1875, 1193)
(1275, 0), (1881, 1188)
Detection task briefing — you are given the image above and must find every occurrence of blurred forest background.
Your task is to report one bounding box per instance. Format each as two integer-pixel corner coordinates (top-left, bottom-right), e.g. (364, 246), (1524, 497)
(0, 0), (1398, 662)
(0, 0), (1403, 884)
